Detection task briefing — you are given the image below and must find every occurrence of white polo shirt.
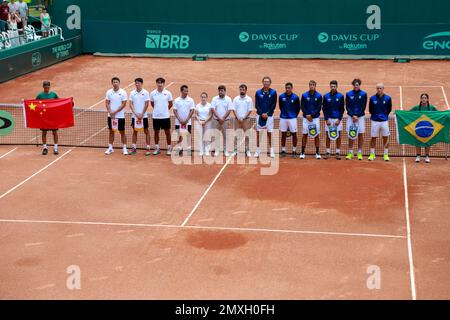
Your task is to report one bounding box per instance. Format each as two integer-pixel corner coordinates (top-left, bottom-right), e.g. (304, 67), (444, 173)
(232, 95), (253, 119)
(173, 96), (195, 125)
(129, 88), (150, 119)
(211, 95), (233, 120)
(17, 2), (28, 18)
(196, 102), (212, 121)
(106, 88), (128, 119)
(150, 89), (173, 119)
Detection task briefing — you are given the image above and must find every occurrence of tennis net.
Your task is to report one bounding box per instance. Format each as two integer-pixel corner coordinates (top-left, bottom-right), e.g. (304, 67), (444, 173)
(1, 103), (449, 157)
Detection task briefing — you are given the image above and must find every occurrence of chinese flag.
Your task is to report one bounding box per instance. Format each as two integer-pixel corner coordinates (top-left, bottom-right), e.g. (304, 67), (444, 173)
(23, 98), (74, 129)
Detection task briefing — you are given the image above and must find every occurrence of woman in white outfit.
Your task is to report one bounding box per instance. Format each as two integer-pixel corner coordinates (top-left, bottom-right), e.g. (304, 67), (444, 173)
(194, 92), (213, 156)
(7, 12), (21, 47)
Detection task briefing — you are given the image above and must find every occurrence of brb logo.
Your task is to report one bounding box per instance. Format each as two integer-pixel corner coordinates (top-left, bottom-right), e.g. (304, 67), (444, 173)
(145, 30), (190, 49)
(422, 32), (450, 50)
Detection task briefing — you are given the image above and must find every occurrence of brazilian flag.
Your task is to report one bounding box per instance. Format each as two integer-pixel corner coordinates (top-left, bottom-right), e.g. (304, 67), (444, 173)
(395, 110), (450, 147)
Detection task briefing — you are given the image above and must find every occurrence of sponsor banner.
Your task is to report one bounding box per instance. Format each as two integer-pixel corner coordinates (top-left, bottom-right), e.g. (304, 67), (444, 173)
(82, 21), (450, 55)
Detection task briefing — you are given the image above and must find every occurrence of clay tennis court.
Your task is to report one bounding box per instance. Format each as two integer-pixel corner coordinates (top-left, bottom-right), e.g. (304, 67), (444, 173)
(0, 56), (450, 299)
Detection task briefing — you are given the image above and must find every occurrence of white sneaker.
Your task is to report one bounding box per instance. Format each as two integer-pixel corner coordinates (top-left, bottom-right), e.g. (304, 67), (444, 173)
(415, 156), (420, 163)
(315, 153), (321, 160)
(105, 148), (114, 155)
(214, 150), (221, 157)
(205, 151), (210, 156)
(199, 151), (204, 156)
(224, 150), (230, 157)
(299, 153), (306, 159)
(254, 150), (260, 158)
(270, 149), (275, 158)
(123, 148), (129, 155)
(246, 150), (252, 157)
(425, 156), (430, 163)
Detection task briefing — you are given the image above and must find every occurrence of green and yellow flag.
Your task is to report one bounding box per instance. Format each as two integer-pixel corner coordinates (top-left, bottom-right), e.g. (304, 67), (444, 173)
(395, 110), (450, 147)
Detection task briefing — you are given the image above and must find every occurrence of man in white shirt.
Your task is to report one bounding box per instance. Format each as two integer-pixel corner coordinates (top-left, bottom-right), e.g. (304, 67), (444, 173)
(211, 85), (233, 157)
(17, 0), (27, 27)
(105, 77), (128, 155)
(232, 84), (253, 157)
(173, 84), (195, 155)
(129, 77), (151, 156)
(150, 77), (173, 155)
(8, 0), (19, 14)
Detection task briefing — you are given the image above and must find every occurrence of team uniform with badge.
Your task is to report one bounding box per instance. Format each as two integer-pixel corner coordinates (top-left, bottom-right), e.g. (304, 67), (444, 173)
(368, 92), (392, 161)
(369, 94), (392, 138)
(130, 88), (150, 130)
(254, 88), (277, 132)
(345, 88), (368, 160)
(279, 92), (300, 133)
(301, 91), (322, 136)
(345, 89), (367, 137)
(106, 88), (127, 132)
(150, 89), (173, 130)
(173, 95), (195, 133)
(322, 91), (345, 138)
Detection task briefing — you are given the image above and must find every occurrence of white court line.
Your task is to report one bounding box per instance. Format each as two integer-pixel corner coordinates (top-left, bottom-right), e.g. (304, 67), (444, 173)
(0, 126), (108, 199)
(181, 121), (255, 226)
(0, 148), (74, 200)
(0, 147), (18, 159)
(181, 155), (234, 226)
(441, 86), (450, 109)
(399, 86), (403, 111)
(0, 218), (406, 239)
(402, 158), (417, 300)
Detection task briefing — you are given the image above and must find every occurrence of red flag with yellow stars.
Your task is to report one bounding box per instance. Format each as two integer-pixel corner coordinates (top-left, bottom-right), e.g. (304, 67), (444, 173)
(23, 98), (74, 129)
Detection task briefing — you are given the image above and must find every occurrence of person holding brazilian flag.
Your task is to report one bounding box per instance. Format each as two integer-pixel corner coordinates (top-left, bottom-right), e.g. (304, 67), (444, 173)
(396, 93), (450, 164)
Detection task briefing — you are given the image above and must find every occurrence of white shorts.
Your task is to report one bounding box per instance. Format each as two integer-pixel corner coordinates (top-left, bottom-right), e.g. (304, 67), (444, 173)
(302, 117), (321, 135)
(256, 115), (274, 132)
(371, 120), (390, 137)
(325, 118), (343, 132)
(280, 118), (298, 133)
(346, 115), (366, 134)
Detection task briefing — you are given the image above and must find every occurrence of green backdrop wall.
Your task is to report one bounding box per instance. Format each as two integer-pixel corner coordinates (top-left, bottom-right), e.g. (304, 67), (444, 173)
(47, 0), (450, 57)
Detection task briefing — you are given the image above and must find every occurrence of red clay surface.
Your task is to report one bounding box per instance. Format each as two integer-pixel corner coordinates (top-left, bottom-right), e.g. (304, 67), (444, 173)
(0, 56), (449, 112)
(0, 56), (450, 299)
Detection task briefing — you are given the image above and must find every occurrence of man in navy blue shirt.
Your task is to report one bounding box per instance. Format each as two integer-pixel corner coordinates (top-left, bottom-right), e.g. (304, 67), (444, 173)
(345, 78), (368, 161)
(254, 76), (277, 158)
(300, 80), (322, 159)
(322, 80), (345, 160)
(368, 83), (393, 161)
(279, 82), (300, 158)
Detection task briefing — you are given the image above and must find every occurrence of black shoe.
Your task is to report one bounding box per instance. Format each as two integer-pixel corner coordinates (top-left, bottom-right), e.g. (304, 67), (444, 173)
(335, 153), (341, 160)
(324, 152), (330, 159)
(42, 148), (48, 155)
(53, 149), (59, 155)
(281, 150), (286, 158)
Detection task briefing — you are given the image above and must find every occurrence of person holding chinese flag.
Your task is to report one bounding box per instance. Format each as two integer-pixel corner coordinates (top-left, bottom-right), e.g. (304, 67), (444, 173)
(36, 80), (59, 155)
(23, 81), (74, 155)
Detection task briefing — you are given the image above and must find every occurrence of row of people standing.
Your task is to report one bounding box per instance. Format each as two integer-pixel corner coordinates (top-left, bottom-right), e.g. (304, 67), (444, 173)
(103, 76), (395, 161)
